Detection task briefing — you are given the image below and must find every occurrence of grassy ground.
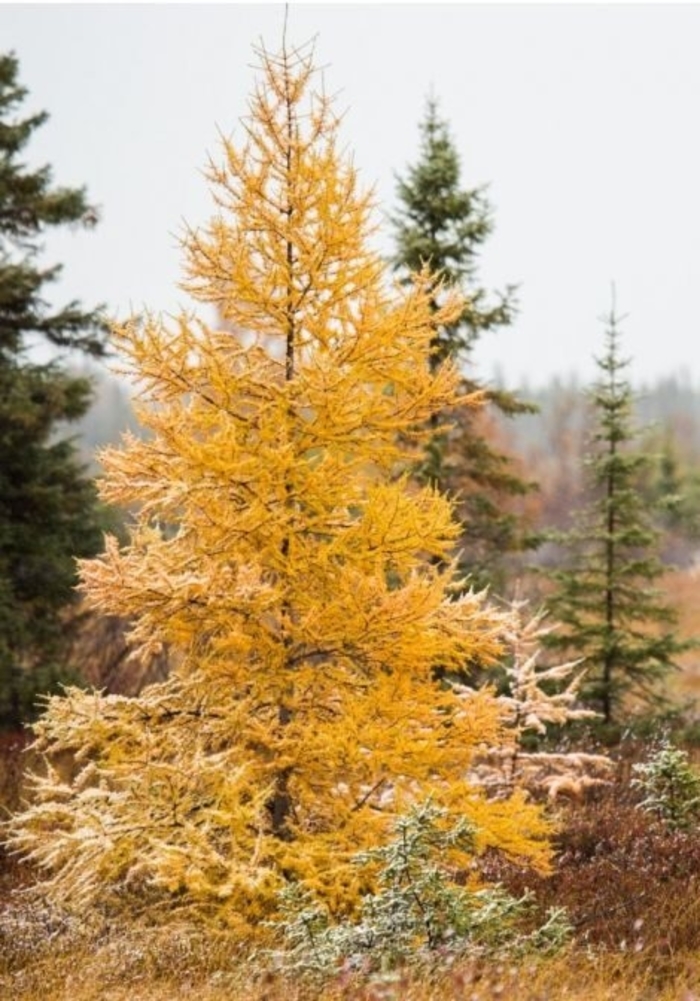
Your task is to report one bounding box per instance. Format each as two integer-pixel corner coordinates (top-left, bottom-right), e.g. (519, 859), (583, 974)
(3, 834), (700, 1001)
(3, 927), (700, 1001)
(4, 765), (700, 999)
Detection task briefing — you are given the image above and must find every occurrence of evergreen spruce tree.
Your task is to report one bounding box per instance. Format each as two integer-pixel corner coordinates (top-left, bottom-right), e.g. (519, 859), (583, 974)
(0, 52), (107, 726)
(542, 311), (692, 725)
(391, 97), (534, 590)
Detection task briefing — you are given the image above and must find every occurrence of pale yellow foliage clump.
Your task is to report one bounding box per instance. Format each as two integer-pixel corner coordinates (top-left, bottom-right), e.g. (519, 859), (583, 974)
(467, 599), (613, 801)
(7, 42), (551, 928)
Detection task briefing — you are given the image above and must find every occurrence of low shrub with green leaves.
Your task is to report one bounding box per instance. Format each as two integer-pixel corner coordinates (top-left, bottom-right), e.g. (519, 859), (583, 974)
(269, 802), (571, 978)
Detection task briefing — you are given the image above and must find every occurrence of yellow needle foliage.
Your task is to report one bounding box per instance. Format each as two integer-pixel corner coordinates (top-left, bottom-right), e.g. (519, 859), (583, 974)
(7, 42), (550, 931)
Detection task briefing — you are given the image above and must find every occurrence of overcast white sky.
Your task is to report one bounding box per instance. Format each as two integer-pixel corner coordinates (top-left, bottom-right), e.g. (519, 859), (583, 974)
(4, 3), (700, 387)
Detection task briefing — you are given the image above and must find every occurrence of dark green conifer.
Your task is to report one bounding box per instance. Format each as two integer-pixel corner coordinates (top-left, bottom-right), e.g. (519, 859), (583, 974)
(542, 311), (692, 724)
(391, 97), (534, 591)
(0, 52), (107, 726)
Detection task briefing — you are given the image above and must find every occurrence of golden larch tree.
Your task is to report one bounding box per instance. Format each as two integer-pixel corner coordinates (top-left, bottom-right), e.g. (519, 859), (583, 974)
(8, 42), (550, 931)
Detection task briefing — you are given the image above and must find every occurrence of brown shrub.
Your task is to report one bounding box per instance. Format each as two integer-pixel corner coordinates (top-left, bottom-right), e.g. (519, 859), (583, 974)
(490, 783), (700, 959)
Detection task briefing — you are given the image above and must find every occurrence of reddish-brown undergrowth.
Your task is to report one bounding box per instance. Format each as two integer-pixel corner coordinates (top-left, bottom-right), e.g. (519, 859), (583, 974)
(489, 781), (700, 964)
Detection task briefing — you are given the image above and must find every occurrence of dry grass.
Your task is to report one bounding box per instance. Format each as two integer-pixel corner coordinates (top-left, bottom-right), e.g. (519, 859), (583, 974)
(3, 837), (700, 1001)
(661, 568), (700, 702)
(1, 810), (699, 1001)
(3, 922), (700, 1001)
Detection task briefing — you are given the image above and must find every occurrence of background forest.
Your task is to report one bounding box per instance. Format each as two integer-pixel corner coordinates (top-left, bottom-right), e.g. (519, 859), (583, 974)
(3, 31), (700, 1001)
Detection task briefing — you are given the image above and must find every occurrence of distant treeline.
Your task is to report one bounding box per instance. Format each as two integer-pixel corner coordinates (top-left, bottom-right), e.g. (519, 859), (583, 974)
(65, 366), (700, 480)
(497, 374), (700, 461)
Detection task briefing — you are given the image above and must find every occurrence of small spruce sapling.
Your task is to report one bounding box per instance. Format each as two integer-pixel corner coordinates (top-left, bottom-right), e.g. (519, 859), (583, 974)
(632, 738), (700, 830)
(541, 311), (693, 724)
(271, 801), (571, 978)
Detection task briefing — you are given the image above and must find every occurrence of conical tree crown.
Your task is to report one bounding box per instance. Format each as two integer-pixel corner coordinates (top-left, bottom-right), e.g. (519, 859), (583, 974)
(10, 43), (550, 927)
(394, 97), (490, 288)
(543, 312), (694, 723)
(392, 97), (511, 364)
(0, 52), (105, 356)
(87, 44), (475, 671)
